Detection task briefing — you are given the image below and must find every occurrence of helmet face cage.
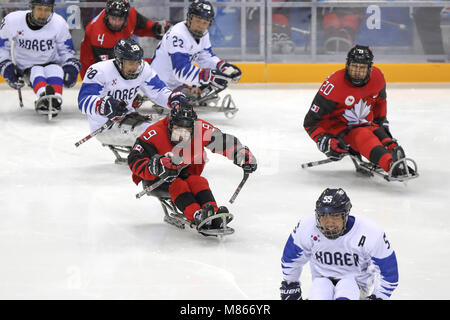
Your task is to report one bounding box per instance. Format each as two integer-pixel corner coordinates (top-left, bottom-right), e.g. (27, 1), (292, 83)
(345, 45), (374, 87)
(113, 39), (144, 80)
(186, 0), (215, 39)
(169, 105), (197, 143)
(105, 0), (130, 31)
(315, 188), (352, 239)
(29, 0), (55, 27)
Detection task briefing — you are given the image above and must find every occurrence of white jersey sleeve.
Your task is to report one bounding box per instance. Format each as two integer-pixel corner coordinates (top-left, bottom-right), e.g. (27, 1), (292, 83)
(366, 226), (399, 299)
(139, 64), (172, 109)
(53, 14), (77, 65)
(281, 216), (314, 284)
(194, 34), (220, 70)
(0, 13), (14, 64)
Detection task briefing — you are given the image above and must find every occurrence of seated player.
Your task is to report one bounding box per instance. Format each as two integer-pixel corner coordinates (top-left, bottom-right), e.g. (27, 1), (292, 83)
(127, 103), (257, 235)
(280, 188), (399, 300)
(303, 45), (416, 180)
(0, 0), (81, 117)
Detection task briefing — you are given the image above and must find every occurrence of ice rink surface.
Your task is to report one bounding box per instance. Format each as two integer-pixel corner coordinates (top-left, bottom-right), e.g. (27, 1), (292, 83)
(0, 82), (449, 300)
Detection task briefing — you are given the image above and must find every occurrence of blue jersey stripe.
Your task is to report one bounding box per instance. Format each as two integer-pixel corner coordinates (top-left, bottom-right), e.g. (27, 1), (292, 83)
(145, 74), (166, 92)
(371, 251), (399, 284)
(281, 234), (303, 264)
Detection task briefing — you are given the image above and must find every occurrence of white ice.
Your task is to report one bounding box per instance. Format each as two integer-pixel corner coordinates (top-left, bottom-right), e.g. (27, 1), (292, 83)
(0, 82), (449, 300)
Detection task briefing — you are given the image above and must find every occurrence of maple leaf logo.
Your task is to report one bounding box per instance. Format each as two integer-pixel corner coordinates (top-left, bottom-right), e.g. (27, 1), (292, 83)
(343, 98), (371, 125)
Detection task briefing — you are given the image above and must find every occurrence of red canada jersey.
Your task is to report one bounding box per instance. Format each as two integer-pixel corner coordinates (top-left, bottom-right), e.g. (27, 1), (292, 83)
(129, 117), (220, 185)
(304, 66), (388, 141)
(79, 7), (156, 78)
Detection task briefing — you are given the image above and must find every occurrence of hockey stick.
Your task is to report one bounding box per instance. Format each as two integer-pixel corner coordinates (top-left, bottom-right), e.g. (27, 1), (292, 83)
(136, 163), (189, 199)
(10, 39), (24, 108)
(301, 158), (334, 169)
(229, 170), (250, 204)
(74, 119), (115, 147)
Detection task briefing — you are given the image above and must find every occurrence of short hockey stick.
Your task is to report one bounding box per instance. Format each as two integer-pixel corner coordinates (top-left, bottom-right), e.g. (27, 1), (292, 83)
(136, 163), (189, 199)
(300, 158), (334, 169)
(229, 170), (250, 204)
(74, 119), (114, 147)
(10, 39), (24, 108)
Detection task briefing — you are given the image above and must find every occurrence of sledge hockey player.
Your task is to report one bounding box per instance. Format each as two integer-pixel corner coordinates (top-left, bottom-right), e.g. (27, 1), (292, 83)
(79, 0), (171, 79)
(303, 45), (417, 181)
(280, 188), (399, 300)
(0, 0), (81, 117)
(149, 0), (241, 116)
(127, 103), (257, 236)
(77, 38), (186, 162)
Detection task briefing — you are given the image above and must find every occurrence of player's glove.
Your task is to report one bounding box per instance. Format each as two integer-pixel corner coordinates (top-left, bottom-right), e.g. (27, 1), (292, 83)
(366, 294), (383, 300)
(233, 146), (257, 173)
(168, 90), (189, 109)
(62, 58), (81, 88)
(374, 117), (392, 138)
(217, 60), (242, 82)
(96, 96), (128, 121)
(132, 93), (145, 109)
(316, 133), (348, 161)
(280, 281), (302, 300)
(152, 20), (171, 40)
(0, 60), (24, 90)
(148, 154), (184, 182)
(199, 68), (229, 90)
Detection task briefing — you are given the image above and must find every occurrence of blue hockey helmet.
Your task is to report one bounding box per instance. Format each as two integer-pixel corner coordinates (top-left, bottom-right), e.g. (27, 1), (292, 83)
(186, 0), (215, 39)
(315, 188), (352, 239)
(345, 45), (374, 87)
(29, 0), (55, 27)
(113, 38), (144, 80)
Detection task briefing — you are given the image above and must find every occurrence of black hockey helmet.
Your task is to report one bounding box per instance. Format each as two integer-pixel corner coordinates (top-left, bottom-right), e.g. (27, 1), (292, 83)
(315, 188), (352, 239)
(113, 38), (144, 80)
(29, 0), (55, 27)
(104, 0), (130, 32)
(345, 45), (374, 87)
(186, 0), (215, 39)
(169, 103), (197, 130)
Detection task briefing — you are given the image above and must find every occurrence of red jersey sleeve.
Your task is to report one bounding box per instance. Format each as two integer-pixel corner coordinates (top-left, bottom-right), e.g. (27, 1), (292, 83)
(129, 7), (156, 38)
(79, 24), (95, 79)
(370, 67), (388, 124)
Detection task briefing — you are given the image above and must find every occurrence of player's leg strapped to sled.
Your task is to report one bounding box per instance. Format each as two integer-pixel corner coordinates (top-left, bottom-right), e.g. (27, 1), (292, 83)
(302, 126), (418, 182)
(141, 174), (235, 238)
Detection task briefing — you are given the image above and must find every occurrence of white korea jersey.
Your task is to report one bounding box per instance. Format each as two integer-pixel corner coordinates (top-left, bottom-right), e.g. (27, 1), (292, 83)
(281, 213), (399, 299)
(0, 10), (75, 70)
(150, 21), (221, 90)
(78, 59), (172, 131)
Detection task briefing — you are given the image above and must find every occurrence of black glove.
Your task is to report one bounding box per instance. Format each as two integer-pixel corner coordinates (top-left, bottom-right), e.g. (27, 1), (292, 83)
(199, 68), (230, 90)
(168, 90), (189, 109)
(366, 294), (382, 300)
(316, 133), (348, 161)
(132, 93), (145, 109)
(62, 58), (81, 88)
(148, 154), (184, 182)
(233, 146), (257, 173)
(280, 281), (302, 300)
(0, 60), (24, 90)
(152, 20), (171, 40)
(96, 96), (128, 120)
(375, 117), (392, 138)
(217, 60), (242, 82)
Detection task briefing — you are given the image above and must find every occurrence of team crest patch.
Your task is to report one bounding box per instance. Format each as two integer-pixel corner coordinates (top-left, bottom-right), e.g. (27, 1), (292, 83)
(310, 104), (320, 113)
(345, 96), (355, 106)
(133, 144), (143, 153)
(311, 234), (321, 242)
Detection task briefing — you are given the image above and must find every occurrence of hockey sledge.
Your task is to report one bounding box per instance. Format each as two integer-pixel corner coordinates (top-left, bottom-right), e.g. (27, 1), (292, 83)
(301, 152), (419, 183)
(145, 85), (239, 119)
(146, 187), (234, 238)
(34, 93), (62, 121)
